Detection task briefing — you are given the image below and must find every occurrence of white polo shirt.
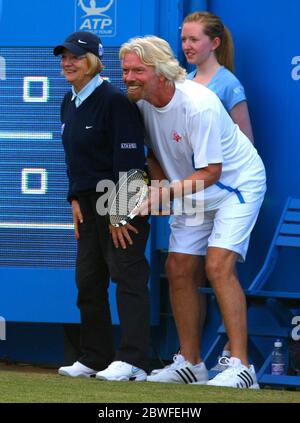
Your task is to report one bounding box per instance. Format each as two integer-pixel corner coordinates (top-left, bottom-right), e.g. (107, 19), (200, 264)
(138, 79), (266, 211)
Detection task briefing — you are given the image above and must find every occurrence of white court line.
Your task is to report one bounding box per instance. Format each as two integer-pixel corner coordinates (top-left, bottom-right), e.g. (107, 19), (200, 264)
(0, 222), (73, 230)
(0, 131), (53, 139)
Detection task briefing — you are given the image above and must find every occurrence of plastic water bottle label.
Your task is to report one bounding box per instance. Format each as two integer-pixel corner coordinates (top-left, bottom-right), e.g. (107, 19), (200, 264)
(271, 363), (285, 375)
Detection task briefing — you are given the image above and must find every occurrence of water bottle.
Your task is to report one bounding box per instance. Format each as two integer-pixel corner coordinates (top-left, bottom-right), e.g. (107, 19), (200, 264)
(271, 339), (285, 375)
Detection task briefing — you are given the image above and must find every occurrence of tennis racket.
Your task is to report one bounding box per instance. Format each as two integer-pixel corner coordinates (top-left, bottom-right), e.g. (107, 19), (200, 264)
(108, 169), (149, 227)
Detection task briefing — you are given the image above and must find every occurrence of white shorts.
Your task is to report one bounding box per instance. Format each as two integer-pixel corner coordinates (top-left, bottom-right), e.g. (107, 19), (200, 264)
(168, 195), (264, 262)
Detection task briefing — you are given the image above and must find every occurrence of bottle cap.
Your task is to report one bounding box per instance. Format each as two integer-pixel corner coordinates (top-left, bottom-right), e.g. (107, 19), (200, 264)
(274, 339), (282, 347)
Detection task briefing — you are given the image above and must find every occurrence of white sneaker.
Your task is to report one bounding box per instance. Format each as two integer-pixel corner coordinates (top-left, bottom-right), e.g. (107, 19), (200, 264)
(147, 354), (208, 384)
(58, 361), (97, 378)
(150, 364), (171, 375)
(207, 357), (260, 389)
(210, 354), (231, 372)
(150, 353), (179, 375)
(96, 361), (147, 381)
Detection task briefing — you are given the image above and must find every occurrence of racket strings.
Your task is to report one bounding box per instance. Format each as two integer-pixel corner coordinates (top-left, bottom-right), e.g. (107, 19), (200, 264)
(109, 170), (148, 226)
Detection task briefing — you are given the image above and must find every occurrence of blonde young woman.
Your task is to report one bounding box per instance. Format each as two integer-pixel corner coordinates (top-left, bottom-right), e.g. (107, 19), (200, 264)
(182, 11), (254, 143)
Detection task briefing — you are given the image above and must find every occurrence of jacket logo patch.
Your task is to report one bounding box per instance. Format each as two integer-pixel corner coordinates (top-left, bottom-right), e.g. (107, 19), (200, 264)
(121, 143), (137, 149)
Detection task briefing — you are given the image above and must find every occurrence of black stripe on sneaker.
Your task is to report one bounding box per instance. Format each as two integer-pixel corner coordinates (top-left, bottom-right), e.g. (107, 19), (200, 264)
(175, 367), (197, 383)
(183, 367), (198, 383)
(237, 373), (250, 388)
(237, 371), (253, 387)
(243, 370), (254, 386)
(175, 369), (190, 383)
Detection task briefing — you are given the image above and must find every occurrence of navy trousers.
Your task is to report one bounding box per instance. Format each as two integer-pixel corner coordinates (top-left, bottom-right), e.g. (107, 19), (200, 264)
(75, 193), (150, 371)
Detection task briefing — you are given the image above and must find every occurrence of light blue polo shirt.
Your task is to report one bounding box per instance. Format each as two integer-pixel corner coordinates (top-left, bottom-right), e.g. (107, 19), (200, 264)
(187, 66), (246, 112)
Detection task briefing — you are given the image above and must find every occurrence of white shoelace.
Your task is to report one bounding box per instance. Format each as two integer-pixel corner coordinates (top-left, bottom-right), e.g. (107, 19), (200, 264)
(213, 359), (249, 381)
(218, 356), (231, 367)
(168, 354), (186, 370)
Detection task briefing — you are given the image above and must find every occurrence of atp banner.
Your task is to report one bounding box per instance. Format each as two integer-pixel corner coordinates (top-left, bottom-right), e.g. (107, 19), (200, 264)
(0, 0), (158, 46)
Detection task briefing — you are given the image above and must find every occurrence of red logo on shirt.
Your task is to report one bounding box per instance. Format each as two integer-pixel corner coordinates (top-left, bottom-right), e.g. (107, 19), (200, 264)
(172, 131), (182, 143)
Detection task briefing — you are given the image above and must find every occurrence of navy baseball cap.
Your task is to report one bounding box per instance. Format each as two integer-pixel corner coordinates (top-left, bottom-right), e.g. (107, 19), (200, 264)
(53, 31), (104, 59)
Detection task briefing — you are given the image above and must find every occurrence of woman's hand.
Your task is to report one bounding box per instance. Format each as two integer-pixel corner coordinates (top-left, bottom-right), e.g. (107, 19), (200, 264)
(109, 223), (139, 249)
(71, 200), (83, 240)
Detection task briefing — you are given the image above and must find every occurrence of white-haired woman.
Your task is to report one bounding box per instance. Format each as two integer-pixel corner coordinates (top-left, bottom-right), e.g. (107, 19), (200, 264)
(54, 31), (150, 381)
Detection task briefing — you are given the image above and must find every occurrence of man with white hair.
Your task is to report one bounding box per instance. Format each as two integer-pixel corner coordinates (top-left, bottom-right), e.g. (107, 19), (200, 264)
(119, 36), (266, 388)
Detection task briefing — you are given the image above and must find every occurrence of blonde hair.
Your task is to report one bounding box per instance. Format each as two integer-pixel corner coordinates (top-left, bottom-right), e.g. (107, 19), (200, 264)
(119, 36), (186, 84)
(85, 52), (104, 75)
(183, 11), (234, 72)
